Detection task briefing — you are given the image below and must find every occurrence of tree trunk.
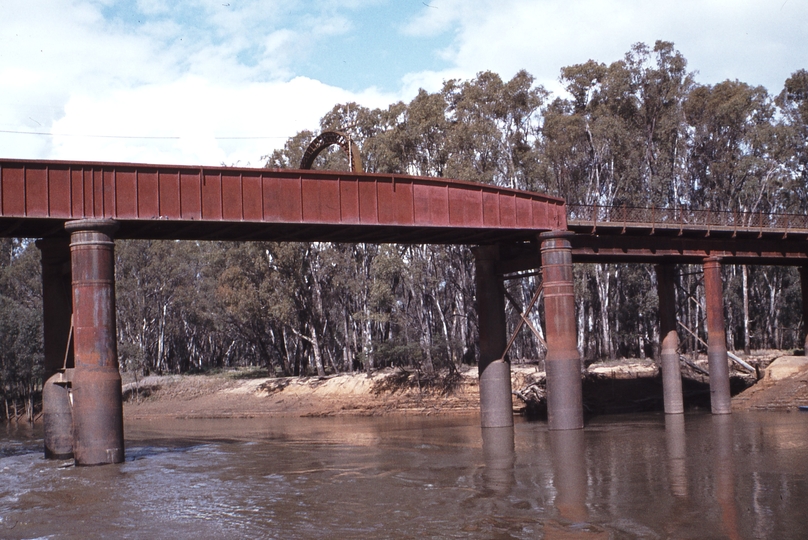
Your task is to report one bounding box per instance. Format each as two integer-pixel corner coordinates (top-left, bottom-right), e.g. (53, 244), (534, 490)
(343, 312), (354, 372)
(638, 314), (646, 359)
(309, 323), (326, 377)
(362, 316), (373, 374)
(576, 295), (586, 360)
(764, 272), (781, 350)
(742, 265), (751, 354)
(595, 264), (615, 359)
(434, 294), (455, 367)
(410, 282), (435, 373)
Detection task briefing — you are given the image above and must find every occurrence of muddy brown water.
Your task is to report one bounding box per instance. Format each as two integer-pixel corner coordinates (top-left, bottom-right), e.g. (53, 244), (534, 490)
(1, 411), (807, 539)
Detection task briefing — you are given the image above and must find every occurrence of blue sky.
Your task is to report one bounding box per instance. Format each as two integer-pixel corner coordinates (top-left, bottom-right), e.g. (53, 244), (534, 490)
(1, 0), (806, 167)
(97, 0), (455, 92)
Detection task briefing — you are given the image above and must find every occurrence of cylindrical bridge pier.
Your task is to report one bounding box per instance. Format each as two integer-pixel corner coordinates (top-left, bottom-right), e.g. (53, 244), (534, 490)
(66, 219), (125, 465)
(37, 238), (75, 460)
(704, 257), (731, 415)
(656, 264), (684, 414)
(473, 245), (514, 428)
(800, 266), (808, 356)
(539, 231), (583, 430)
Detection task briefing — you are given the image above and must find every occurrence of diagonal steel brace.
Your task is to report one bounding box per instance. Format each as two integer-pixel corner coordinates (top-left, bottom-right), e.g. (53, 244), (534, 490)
(499, 282), (545, 361)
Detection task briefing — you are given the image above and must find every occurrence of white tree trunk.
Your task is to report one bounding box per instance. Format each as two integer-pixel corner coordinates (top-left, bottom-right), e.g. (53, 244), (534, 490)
(742, 264), (751, 354)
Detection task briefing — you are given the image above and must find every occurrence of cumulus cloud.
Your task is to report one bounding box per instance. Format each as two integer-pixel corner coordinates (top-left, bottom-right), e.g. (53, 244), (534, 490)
(49, 76), (394, 166)
(2, 0), (806, 167)
(402, 0), (808, 95)
(0, 0), (394, 165)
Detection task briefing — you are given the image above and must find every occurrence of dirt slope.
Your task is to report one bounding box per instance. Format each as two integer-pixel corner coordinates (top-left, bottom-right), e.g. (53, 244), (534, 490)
(122, 368), (484, 420)
(732, 356), (808, 411)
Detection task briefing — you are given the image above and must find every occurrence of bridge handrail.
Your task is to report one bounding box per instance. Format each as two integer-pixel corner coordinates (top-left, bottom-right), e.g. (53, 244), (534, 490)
(566, 204), (808, 233)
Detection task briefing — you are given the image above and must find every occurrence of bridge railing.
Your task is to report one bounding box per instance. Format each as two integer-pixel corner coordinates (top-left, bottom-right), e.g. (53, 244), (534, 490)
(566, 204), (808, 234)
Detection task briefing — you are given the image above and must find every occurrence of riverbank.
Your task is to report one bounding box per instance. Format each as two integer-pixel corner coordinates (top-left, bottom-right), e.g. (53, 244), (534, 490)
(732, 355), (808, 411)
(122, 366), (485, 420)
(120, 350), (805, 420)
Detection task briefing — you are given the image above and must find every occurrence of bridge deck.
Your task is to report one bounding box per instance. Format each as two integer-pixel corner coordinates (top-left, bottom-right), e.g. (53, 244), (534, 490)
(567, 204), (808, 239)
(494, 205), (808, 273)
(0, 159), (566, 243)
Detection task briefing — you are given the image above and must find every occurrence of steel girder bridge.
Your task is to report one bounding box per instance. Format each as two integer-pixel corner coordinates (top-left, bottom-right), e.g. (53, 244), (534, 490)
(2, 143), (807, 465)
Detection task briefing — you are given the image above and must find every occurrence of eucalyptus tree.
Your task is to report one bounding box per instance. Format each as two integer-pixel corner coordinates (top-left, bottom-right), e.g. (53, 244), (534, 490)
(684, 80), (779, 213)
(0, 240), (43, 420)
(778, 69), (808, 213)
(442, 70), (547, 189)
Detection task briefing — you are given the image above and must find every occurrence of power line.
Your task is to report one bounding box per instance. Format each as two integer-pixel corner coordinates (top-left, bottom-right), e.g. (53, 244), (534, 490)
(0, 129), (290, 140)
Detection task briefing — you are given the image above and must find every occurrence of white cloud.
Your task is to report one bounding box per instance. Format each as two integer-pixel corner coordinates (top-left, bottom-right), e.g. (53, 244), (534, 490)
(403, 0), (808, 95)
(2, 0), (806, 168)
(0, 0), (399, 165)
(49, 76), (395, 166)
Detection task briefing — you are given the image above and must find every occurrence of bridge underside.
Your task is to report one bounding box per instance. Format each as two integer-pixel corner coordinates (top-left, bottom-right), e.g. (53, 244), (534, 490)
(497, 231), (808, 274)
(0, 217), (555, 245)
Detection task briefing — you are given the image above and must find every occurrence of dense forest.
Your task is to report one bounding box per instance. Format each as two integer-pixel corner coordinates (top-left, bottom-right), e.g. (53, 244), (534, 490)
(3, 41), (808, 419)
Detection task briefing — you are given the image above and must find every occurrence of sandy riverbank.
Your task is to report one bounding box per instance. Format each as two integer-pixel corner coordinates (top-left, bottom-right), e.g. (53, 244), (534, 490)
(122, 366), (486, 420)
(120, 351), (806, 421)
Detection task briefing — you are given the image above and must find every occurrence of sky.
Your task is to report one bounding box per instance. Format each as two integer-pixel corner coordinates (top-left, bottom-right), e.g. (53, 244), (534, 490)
(1, 0), (806, 168)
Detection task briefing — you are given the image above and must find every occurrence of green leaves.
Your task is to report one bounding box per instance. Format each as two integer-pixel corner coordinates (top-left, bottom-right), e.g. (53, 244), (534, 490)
(0, 240), (43, 408)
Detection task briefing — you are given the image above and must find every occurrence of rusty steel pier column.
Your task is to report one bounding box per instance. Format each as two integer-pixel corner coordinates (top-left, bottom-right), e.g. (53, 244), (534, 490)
(473, 245), (513, 428)
(800, 267), (808, 356)
(655, 264), (684, 414)
(66, 219), (125, 465)
(36, 238), (74, 380)
(36, 238), (75, 460)
(703, 257), (731, 415)
(539, 231), (583, 430)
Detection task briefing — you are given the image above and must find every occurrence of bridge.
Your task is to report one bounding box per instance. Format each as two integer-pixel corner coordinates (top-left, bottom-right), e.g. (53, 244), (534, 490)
(3, 156), (807, 465)
(0, 159), (564, 242)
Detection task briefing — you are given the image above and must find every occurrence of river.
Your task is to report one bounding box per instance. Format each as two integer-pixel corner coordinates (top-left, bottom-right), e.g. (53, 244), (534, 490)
(1, 411), (807, 539)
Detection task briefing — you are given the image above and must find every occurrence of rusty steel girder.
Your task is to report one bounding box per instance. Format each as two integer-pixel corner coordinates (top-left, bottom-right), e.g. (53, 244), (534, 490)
(66, 219), (124, 465)
(0, 159), (566, 244)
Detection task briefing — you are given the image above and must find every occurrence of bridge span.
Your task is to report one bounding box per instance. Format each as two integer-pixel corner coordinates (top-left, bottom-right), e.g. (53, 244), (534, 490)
(0, 159), (564, 242)
(4, 158), (807, 465)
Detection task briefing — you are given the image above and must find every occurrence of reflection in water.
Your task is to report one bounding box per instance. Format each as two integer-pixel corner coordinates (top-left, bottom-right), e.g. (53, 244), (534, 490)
(546, 429), (609, 539)
(549, 429), (587, 523)
(2, 413), (808, 539)
(713, 414), (741, 540)
(480, 426), (515, 496)
(665, 413), (687, 497)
